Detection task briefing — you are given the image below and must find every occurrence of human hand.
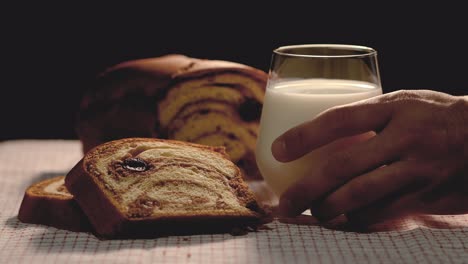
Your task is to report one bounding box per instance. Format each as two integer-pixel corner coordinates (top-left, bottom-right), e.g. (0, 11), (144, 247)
(272, 90), (468, 226)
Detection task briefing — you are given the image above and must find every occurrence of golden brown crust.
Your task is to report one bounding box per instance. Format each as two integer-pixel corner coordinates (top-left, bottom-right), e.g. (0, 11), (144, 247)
(171, 57), (267, 83)
(66, 160), (125, 236)
(65, 138), (265, 238)
(18, 176), (92, 232)
(106, 54), (267, 82)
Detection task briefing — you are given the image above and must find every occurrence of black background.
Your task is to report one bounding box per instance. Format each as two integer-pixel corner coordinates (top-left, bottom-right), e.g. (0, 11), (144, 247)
(3, 4), (467, 141)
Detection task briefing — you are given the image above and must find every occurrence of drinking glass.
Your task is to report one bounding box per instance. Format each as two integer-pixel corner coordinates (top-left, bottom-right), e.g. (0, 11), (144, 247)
(256, 44), (383, 196)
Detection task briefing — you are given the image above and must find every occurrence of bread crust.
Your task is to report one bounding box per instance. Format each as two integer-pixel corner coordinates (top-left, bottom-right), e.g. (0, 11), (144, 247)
(107, 54), (267, 83)
(65, 138), (264, 238)
(18, 176), (92, 232)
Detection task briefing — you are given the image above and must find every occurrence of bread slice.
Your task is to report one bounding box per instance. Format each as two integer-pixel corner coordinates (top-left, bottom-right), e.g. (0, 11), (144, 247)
(76, 54), (267, 180)
(65, 138), (264, 238)
(18, 176), (92, 232)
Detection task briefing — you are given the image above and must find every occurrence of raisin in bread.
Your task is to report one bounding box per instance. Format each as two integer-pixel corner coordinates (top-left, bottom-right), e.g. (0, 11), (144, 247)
(18, 176), (92, 232)
(65, 138), (264, 238)
(76, 54), (267, 180)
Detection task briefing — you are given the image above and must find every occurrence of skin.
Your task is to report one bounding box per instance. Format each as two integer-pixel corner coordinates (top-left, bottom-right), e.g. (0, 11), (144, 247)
(272, 90), (468, 226)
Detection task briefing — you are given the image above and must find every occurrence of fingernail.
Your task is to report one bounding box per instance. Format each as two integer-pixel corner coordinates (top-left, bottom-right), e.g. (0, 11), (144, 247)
(271, 138), (287, 161)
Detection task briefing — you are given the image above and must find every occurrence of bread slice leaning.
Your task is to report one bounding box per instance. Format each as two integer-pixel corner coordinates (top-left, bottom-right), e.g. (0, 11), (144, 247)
(18, 176), (92, 232)
(65, 138), (264, 238)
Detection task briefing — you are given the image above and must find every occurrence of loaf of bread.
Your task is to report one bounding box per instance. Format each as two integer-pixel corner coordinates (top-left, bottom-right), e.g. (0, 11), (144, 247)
(76, 55), (267, 180)
(18, 176), (92, 232)
(65, 138), (264, 238)
(76, 55), (183, 151)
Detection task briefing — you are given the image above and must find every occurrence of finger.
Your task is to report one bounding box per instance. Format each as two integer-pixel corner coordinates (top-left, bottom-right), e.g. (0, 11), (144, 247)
(349, 187), (468, 227)
(417, 171), (468, 215)
(346, 189), (425, 227)
(278, 129), (403, 218)
(346, 198), (415, 227)
(348, 165), (468, 226)
(311, 160), (433, 222)
(424, 193), (468, 215)
(272, 98), (393, 162)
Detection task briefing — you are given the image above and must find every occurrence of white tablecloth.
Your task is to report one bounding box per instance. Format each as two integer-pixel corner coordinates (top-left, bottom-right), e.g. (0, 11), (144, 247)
(0, 140), (467, 263)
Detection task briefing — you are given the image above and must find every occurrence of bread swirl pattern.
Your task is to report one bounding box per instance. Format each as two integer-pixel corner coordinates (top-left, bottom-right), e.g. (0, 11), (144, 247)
(158, 67), (265, 180)
(65, 138), (264, 238)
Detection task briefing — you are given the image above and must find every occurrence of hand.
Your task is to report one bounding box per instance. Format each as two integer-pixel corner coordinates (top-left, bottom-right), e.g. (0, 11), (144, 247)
(272, 90), (468, 226)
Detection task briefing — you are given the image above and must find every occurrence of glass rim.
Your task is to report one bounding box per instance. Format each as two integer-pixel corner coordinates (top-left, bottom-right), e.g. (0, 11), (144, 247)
(273, 44), (377, 58)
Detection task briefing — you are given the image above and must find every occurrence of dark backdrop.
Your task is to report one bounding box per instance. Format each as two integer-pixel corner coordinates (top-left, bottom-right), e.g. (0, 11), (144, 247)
(3, 4), (467, 140)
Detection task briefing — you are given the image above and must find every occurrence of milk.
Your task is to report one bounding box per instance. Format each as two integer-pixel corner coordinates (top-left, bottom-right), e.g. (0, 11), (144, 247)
(256, 79), (382, 196)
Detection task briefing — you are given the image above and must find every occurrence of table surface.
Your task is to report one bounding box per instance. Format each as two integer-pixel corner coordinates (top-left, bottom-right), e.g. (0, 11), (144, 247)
(1, 140), (467, 264)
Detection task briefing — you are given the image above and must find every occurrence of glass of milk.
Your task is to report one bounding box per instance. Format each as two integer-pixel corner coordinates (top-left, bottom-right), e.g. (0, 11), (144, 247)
(256, 44), (383, 196)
